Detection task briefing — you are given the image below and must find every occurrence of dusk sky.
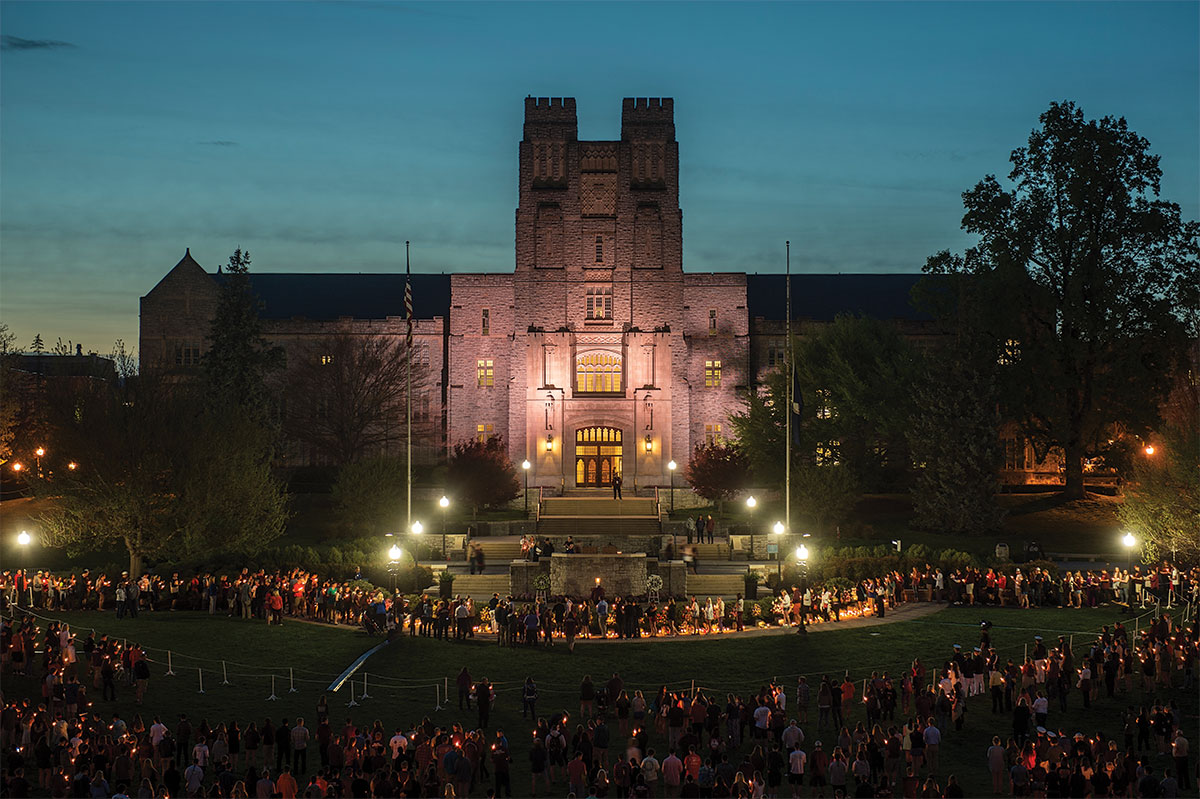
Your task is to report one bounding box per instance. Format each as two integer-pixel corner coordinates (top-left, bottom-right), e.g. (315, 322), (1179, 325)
(2, 1), (1197, 356)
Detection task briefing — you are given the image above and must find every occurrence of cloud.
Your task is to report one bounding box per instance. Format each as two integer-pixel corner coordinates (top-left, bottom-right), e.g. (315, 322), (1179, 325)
(198, 140), (239, 147)
(1, 35), (76, 51)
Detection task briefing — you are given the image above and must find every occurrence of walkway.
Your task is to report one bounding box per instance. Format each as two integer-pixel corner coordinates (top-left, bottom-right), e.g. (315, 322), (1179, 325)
(571, 601), (945, 644)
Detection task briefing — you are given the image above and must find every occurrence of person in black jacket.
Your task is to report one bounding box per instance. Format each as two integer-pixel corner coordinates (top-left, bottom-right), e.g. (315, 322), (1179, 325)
(275, 718), (292, 772)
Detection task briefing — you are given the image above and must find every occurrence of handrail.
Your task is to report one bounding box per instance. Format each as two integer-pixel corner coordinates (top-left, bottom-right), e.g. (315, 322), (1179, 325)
(535, 486), (544, 522)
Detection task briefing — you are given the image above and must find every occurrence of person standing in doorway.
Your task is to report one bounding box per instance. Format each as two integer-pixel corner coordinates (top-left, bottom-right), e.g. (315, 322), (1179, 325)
(613, 472), (623, 499)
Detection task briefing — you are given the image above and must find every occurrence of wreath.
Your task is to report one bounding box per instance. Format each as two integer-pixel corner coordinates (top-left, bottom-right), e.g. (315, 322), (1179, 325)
(532, 574), (551, 591)
(646, 574), (664, 592)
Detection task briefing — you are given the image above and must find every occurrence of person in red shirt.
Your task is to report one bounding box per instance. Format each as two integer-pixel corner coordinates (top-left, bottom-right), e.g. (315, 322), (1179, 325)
(684, 745), (702, 783)
(566, 751), (589, 796)
(275, 766), (298, 799)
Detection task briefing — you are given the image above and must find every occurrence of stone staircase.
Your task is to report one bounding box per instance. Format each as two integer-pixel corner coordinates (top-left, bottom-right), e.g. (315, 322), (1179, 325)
(436, 573), (511, 601)
(537, 497), (662, 537)
(684, 573), (748, 599)
(471, 537), (524, 563)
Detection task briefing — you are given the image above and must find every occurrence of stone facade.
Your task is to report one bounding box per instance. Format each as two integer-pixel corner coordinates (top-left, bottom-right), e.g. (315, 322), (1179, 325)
(138, 98), (939, 482)
(452, 98), (746, 493)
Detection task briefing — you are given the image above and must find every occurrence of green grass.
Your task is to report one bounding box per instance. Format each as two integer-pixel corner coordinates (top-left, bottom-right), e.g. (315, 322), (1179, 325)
(9, 604), (1193, 798)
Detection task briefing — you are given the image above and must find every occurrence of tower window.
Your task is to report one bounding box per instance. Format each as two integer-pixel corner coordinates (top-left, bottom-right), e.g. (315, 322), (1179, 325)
(709, 309), (717, 335)
(175, 342), (201, 366)
(585, 285), (613, 321)
(477, 359), (494, 388)
(704, 360), (722, 388)
(476, 423), (494, 443)
(704, 423), (722, 445)
(320, 354), (334, 366)
(595, 235), (604, 264)
(482, 309), (490, 336)
(575, 351), (623, 394)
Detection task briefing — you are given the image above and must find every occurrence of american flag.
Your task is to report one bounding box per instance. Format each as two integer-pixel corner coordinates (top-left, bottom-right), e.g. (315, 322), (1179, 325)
(405, 278), (413, 349)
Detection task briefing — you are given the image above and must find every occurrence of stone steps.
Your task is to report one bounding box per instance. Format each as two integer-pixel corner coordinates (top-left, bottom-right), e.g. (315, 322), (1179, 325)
(540, 497), (658, 517)
(684, 574), (748, 599)
(436, 574), (511, 601)
(471, 538), (524, 562)
(536, 518), (662, 537)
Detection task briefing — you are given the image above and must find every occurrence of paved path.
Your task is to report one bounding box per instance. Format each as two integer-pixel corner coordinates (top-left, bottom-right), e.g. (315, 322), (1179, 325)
(571, 601), (945, 644)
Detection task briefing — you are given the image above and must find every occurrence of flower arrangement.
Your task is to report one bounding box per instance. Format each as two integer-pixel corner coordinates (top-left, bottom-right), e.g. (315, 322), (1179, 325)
(532, 574), (551, 592)
(646, 574), (664, 592)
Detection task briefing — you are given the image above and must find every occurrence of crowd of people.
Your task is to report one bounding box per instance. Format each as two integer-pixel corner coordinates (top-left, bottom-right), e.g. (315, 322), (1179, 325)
(4, 562), (1195, 645)
(0, 598), (1195, 798)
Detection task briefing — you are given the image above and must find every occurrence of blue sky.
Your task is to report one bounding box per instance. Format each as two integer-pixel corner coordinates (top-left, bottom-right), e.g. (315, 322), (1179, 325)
(2, 1), (1197, 353)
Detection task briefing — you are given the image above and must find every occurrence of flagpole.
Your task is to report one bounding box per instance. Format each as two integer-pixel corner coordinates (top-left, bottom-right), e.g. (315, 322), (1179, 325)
(406, 241), (413, 534)
(785, 241), (791, 536)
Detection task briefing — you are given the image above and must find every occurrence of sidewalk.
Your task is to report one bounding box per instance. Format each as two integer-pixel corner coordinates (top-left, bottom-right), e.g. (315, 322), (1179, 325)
(571, 601), (945, 644)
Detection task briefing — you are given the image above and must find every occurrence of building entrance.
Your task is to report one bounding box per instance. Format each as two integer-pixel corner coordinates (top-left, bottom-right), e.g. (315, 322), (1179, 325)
(575, 427), (623, 487)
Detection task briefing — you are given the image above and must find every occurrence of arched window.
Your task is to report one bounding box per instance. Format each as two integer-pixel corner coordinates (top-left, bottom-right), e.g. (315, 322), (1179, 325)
(575, 351), (622, 394)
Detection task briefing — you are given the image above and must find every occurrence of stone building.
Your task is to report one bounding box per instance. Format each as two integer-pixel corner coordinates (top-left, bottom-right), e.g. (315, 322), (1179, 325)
(140, 96), (943, 487)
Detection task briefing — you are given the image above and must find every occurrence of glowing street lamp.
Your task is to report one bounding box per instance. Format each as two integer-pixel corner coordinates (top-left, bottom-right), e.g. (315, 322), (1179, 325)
(772, 521), (785, 578)
(439, 495), (451, 560)
(1122, 531), (1136, 570)
(521, 459), (531, 515)
(667, 460), (677, 514)
(18, 530), (31, 547)
(1144, 445), (1155, 456)
(11, 462), (23, 473)
(746, 496), (757, 561)
(387, 544), (403, 592)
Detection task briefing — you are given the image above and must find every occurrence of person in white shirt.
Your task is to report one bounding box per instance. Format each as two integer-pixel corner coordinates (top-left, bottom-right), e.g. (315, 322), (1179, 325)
(788, 745), (807, 795)
(150, 718), (169, 747)
(388, 728), (408, 762)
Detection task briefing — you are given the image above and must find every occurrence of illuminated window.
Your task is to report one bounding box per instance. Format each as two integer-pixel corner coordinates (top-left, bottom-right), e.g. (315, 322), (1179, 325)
(320, 354), (334, 366)
(998, 338), (1021, 365)
(814, 389), (835, 419)
(704, 423), (722, 445)
(704, 360), (722, 388)
(476, 423), (493, 443)
(477, 359), (494, 387)
(815, 440), (841, 466)
(481, 309), (490, 336)
(575, 352), (622, 394)
(708, 309), (717, 335)
(595, 235), (604, 264)
(585, 285), (613, 321)
(175, 342), (201, 366)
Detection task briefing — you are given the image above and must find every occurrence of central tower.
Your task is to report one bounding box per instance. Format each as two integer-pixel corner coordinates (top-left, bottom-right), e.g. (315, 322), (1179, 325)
(448, 97), (746, 495)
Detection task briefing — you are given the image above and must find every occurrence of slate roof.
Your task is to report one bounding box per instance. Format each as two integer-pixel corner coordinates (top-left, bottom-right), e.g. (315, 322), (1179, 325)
(746, 273), (935, 321)
(213, 273), (452, 321)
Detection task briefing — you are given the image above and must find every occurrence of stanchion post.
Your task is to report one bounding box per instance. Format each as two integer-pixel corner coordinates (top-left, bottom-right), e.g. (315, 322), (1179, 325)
(221, 661), (231, 686)
(434, 682), (442, 711)
(288, 667), (298, 694)
(198, 668), (205, 695)
(360, 673), (371, 701)
(267, 675), (279, 701)
(165, 651), (176, 677)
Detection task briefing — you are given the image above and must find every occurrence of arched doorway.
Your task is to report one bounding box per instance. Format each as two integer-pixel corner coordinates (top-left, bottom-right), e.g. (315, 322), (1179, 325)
(575, 427), (623, 487)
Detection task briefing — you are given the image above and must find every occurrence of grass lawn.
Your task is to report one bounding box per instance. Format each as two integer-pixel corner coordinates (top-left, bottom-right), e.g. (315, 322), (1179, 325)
(9, 603), (1193, 798)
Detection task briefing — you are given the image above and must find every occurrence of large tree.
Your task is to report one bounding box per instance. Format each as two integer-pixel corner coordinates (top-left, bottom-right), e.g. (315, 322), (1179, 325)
(684, 440), (750, 509)
(925, 101), (1199, 498)
(204, 248), (284, 414)
(906, 333), (1006, 534)
(731, 315), (917, 491)
(35, 376), (287, 575)
(282, 332), (424, 465)
(447, 435), (520, 516)
(1118, 423), (1199, 565)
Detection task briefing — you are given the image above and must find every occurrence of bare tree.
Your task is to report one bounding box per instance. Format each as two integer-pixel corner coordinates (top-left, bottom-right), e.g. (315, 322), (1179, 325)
(281, 332), (433, 465)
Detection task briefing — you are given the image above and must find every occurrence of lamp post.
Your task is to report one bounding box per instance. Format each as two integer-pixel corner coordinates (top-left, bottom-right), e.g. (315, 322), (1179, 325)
(34, 447), (44, 478)
(1122, 531), (1136, 570)
(17, 531), (31, 605)
(522, 460), (531, 515)
(388, 544), (402, 593)
(667, 460), (677, 514)
(439, 496), (451, 561)
(795, 544), (810, 634)
(746, 496), (757, 562)
(772, 521), (785, 579)
(411, 520), (424, 565)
